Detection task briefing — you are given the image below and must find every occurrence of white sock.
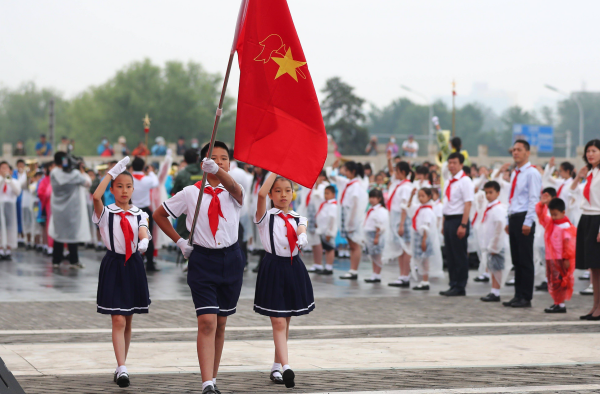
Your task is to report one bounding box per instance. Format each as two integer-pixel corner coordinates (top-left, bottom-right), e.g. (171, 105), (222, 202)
(371, 273), (381, 280)
(117, 365), (127, 375)
(202, 381), (214, 390)
(272, 362), (282, 372)
(559, 303), (565, 307)
(491, 288), (500, 296)
(47, 247), (53, 254)
(420, 281), (430, 285)
(312, 264), (323, 270)
(349, 269), (358, 274)
(212, 378), (216, 385)
(325, 264), (333, 270)
(283, 364), (291, 372)
(483, 272), (490, 278)
(0, 250), (4, 256)
(5, 249), (10, 256)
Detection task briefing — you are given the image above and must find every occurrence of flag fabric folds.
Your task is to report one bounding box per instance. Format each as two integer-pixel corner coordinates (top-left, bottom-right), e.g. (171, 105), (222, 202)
(234, 0), (327, 188)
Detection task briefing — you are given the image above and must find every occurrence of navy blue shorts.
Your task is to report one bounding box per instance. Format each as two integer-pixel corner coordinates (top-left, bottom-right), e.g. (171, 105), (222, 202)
(187, 243), (245, 317)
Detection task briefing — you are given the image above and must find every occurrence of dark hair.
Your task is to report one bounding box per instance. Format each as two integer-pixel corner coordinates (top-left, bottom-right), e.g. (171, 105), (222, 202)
(184, 148), (199, 165)
(548, 197), (565, 212)
(431, 187), (440, 197)
(514, 139), (531, 151)
(16, 159), (25, 165)
(448, 152), (465, 164)
(368, 188), (386, 208)
(43, 161), (53, 175)
(395, 161), (412, 178)
(40, 134), (46, 138)
(54, 151), (67, 166)
(419, 187), (433, 199)
(462, 165), (471, 177)
(111, 170), (134, 184)
(559, 161), (575, 178)
(451, 137), (462, 151)
(325, 185), (336, 195)
(583, 139), (600, 169)
(269, 176), (294, 208)
(201, 141), (230, 160)
(364, 163), (372, 172)
(132, 157), (145, 172)
(318, 169), (328, 182)
(542, 187), (557, 198)
(0, 161), (8, 168)
(343, 161), (364, 178)
(415, 166), (429, 176)
(483, 180), (501, 193)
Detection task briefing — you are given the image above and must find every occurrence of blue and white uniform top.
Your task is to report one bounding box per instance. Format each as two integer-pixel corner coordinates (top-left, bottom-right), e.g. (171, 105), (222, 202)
(255, 208), (307, 257)
(163, 183), (245, 248)
(92, 204), (151, 254)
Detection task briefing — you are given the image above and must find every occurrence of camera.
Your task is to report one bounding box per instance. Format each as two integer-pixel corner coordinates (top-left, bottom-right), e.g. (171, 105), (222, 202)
(60, 153), (84, 173)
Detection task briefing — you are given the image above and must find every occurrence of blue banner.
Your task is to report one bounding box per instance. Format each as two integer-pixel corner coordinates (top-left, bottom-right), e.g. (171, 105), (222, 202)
(512, 124), (554, 153)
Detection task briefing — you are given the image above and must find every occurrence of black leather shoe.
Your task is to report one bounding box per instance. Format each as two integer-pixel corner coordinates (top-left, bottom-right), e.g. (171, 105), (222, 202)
(412, 283), (430, 290)
(318, 269), (333, 275)
(511, 299), (532, 308)
(340, 272), (358, 280)
(580, 314), (593, 320)
(588, 315), (600, 321)
(480, 293), (500, 302)
(544, 304), (566, 313)
(202, 385), (217, 394)
(444, 288), (466, 296)
(389, 280), (410, 288)
(474, 275), (490, 283)
(502, 297), (519, 307)
(535, 282), (548, 291)
(116, 372), (130, 388)
(214, 385), (222, 394)
(270, 370), (284, 384)
(439, 288), (453, 296)
(364, 278), (381, 283)
(282, 369), (295, 388)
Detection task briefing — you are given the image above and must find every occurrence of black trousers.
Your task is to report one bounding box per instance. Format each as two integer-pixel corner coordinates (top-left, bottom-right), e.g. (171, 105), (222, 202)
(52, 242), (79, 265)
(508, 212), (535, 301)
(141, 206), (155, 266)
(443, 215), (470, 290)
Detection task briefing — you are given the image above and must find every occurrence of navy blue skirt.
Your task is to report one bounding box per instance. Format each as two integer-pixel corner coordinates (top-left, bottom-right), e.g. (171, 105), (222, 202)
(97, 251), (151, 316)
(254, 253), (315, 317)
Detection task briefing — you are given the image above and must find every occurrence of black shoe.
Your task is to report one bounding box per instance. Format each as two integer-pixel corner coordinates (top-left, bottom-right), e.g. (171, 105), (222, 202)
(270, 370), (284, 384)
(579, 273), (591, 280)
(282, 369), (295, 388)
(116, 372), (130, 388)
(202, 386), (217, 394)
(511, 299), (532, 308)
(389, 280), (410, 288)
(318, 269), (333, 275)
(439, 288), (453, 296)
(480, 293), (500, 302)
(3, 254), (11, 261)
(535, 282), (548, 291)
(214, 385), (222, 394)
(412, 283), (430, 291)
(474, 275), (490, 283)
(364, 278), (381, 283)
(588, 315), (600, 321)
(339, 272), (358, 280)
(502, 297), (519, 307)
(113, 371), (117, 383)
(146, 264), (160, 272)
(544, 304), (566, 313)
(444, 288), (466, 297)
(252, 264), (260, 273)
(580, 314), (593, 320)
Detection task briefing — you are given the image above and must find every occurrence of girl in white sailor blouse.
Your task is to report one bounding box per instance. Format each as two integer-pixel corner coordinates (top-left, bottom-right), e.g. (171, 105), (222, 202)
(92, 157), (151, 389)
(254, 172), (314, 389)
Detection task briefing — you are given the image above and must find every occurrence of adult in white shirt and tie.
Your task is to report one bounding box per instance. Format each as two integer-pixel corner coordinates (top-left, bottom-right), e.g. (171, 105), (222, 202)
(503, 140), (542, 308)
(440, 152), (474, 297)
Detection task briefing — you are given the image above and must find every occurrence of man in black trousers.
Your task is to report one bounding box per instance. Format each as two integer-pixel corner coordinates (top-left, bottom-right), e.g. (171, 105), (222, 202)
(503, 139), (542, 308)
(440, 152), (474, 296)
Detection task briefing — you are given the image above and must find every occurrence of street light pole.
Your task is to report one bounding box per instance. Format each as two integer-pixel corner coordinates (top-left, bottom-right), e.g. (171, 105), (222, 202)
(544, 84), (584, 148)
(401, 85), (433, 148)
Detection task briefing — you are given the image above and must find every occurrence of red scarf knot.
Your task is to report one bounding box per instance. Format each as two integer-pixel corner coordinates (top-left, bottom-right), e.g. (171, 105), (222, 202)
(197, 184), (227, 240)
(117, 211), (134, 264)
(278, 212), (298, 264)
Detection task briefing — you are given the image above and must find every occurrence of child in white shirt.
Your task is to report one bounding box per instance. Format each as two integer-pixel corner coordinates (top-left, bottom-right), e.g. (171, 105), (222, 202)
(0, 161), (22, 259)
(363, 189), (389, 283)
(315, 185), (338, 275)
(411, 188), (443, 290)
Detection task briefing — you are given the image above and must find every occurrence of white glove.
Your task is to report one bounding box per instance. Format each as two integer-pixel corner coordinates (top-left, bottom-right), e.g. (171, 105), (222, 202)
(177, 238), (194, 259)
(431, 116), (439, 127)
(108, 157), (130, 180)
(202, 158), (219, 174)
(166, 148), (173, 158)
(296, 233), (308, 249)
(137, 238), (149, 253)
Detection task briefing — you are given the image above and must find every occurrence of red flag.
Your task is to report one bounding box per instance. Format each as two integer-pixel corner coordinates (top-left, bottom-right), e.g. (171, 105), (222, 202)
(234, 0), (327, 188)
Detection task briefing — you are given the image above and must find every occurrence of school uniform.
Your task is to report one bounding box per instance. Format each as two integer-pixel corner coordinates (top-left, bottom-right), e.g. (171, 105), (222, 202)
(385, 179), (413, 259)
(93, 204), (151, 315)
(306, 183), (328, 248)
(253, 208), (315, 318)
(315, 199), (338, 251)
(412, 204), (444, 278)
(363, 204), (388, 256)
(480, 199), (510, 285)
(335, 177), (367, 243)
(163, 182), (245, 316)
(576, 168), (600, 270)
(0, 177), (21, 251)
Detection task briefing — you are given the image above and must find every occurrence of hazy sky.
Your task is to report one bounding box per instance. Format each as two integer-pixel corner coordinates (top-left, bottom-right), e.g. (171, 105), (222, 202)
(1, 0), (598, 115)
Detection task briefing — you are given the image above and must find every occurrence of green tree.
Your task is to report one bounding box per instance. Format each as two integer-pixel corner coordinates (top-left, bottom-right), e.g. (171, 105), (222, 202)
(320, 77), (369, 155)
(556, 92), (600, 152)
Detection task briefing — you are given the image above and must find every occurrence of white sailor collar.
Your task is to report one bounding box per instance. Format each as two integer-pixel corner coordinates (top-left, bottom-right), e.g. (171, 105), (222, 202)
(267, 208), (301, 218)
(204, 183), (226, 191)
(105, 204), (143, 216)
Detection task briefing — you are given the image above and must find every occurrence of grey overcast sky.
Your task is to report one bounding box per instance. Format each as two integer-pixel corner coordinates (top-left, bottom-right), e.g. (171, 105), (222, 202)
(1, 0), (598, 114)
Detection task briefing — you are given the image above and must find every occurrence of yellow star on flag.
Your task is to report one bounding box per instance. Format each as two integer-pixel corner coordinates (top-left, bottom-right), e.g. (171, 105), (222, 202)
(272, 48), (306, 82)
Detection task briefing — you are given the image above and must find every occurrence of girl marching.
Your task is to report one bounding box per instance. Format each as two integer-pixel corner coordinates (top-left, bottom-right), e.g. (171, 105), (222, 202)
(92, 157), (151, 388)
(254, 173), (314, 388)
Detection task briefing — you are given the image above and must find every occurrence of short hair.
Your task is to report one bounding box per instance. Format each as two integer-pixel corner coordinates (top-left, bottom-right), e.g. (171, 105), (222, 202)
(419, 187), (433, 199)
(54, 151), (67, 166)
(542, 187), (557, 198)
(415, 165), (429, 176)
(201, 141), (230, 160)
(447, 152), (465, 164)
(462, 166), (471, 176)
(132, 157), (145, 172)
(451, 137), (462, 150)
(431, 187), (440, 197)
(368, 188), (385, 208)
(184, 148), (199, 165)
(16, 159), (25, 165)
(0, 161), (8, 168)
(483, 180), (501, 193)
(548, 197), (565, 212)
(514, 139), (530, 151)
(325, 185), (336, 195)
(40, 134), (46, 138)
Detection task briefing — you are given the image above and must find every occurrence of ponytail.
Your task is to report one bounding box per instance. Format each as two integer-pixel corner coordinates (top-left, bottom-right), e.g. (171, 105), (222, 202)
(559, 162), (575, 179)
(395, 161), (413, 181)
(343, 161), (364, 179)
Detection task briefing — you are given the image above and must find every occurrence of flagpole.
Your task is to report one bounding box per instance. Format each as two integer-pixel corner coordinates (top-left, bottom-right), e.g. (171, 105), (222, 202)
(188, 0), (249, 246)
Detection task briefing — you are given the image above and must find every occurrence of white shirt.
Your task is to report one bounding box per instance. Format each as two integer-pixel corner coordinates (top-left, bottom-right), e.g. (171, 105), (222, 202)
(388, 179), (413, 212)
(163, 183), (245, 248)
(507, 162), (542, 227)
(402, 140), (419, 157)
(255, 208), (308, 256)
(363, 204), (388, 232)
(413, 205), (436, 236)
(131, 171), (159, 208)
(92, 204), (150, 254)
(581, 167), (600, 215)
(433, 199), (443, 219)
(442, 170), (474, 216)
(480, 199), (507, 254)
(542, 164), (573, 200)
(0, 177), (21, 203)
(315, 199), (338, 237)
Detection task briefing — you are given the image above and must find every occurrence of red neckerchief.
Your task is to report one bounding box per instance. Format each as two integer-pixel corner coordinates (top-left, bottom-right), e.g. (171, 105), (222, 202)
(2, 183), (6, 193)
(195, 182), (226, 239)
(412, 205), (432, 231)
(278, 212), (298, 264)
(340, 180), (359, 204)
(445, 172), (468, 201)
(545, 216), (572, 243)
(557, 183), (565, 197)
(364, 204), (381, 224)
(481, 201), (502, 223)
(253, 177), (263, 195)
(387, 179), (410, 210)
(132, 173), (145, 181)
(117, 212), (134, 264)
(306, 189), (312, 207)
(584, 171), (593, 204)
(316, 200), (337, 218)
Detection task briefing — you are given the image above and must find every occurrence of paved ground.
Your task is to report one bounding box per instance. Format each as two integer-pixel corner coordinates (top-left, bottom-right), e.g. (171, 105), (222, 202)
(0, 247), (598, 394)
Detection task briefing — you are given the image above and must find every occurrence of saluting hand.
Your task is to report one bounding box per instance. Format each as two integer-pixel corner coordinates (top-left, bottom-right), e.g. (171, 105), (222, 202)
(108, 157), (130, 179)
